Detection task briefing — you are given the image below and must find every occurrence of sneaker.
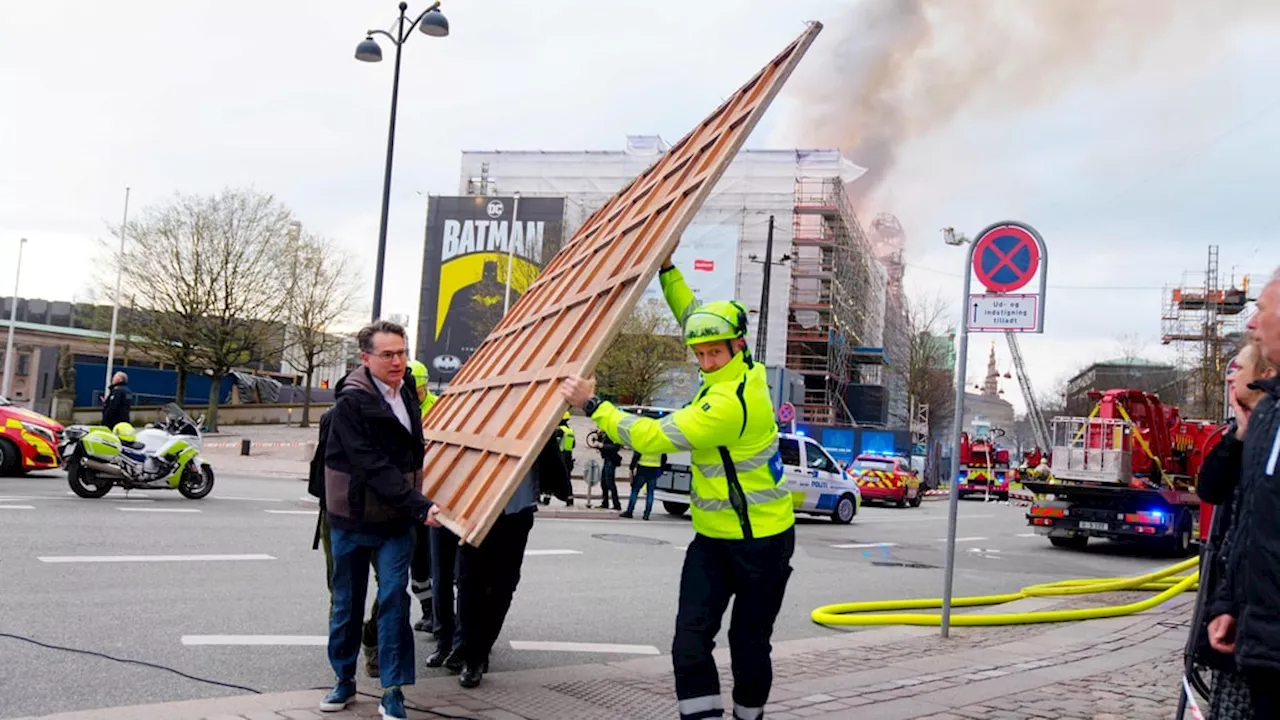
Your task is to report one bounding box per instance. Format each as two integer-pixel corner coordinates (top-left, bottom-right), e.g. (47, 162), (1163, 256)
(379, 688), (407, 720)
(319, 680), (356, 712)
(363, 644), (380, 678)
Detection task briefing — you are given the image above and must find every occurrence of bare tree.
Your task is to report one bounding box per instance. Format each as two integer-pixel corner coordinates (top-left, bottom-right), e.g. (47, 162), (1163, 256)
(281, 234), (360, 427)
(901, 292), (956, 437)
(111, 196), (216, 409)
(596, 300), (688, 406)
(1114, 331), (1148, 362)
(191, 189), (294, 431)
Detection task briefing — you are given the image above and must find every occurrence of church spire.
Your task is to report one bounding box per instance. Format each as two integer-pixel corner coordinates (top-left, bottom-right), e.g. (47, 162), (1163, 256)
(983, 342), (999, 396)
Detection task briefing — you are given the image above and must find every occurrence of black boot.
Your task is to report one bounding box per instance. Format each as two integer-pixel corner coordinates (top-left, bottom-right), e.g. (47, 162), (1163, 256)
(425, 643), (452, 668)
(413, 600), (433, 632)
(459, 661), (485, 688)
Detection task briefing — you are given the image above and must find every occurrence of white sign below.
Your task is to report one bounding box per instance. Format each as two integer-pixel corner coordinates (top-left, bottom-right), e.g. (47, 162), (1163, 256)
(968, 293), (1040, 332)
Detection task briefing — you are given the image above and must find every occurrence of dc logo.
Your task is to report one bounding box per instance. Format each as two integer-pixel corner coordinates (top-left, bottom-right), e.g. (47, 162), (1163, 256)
(486, 200), (504, 218)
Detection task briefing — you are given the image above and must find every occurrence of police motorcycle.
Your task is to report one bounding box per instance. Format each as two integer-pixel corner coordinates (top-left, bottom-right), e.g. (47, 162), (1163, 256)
(59, 403), (215, 500)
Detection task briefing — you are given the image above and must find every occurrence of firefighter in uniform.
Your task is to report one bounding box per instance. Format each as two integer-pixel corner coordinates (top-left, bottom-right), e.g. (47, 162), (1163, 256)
(407, 360), (438, 632)
(562, 256), (794, 720)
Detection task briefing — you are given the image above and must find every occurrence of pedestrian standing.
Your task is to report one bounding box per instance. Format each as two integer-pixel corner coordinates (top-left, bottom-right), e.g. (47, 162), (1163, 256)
(599, 436), (623, 511)
(562, 251), (794, 720)
(1209, 270), (1280, 720)
(101, 371), (132, 427)
(318, 320), (440, 720)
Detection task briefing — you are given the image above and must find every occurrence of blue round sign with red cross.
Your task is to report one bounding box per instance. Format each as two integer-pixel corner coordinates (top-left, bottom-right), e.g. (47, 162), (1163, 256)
(972, 223), (1042, 293)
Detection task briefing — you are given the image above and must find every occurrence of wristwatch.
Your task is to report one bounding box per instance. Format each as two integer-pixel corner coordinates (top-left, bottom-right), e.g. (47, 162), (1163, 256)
(582, 395), (604, 417)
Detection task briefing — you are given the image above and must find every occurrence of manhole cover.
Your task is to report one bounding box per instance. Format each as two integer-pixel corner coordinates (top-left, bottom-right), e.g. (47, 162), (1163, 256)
(871, 560), (937, 569)
(592, 533), (669, 546)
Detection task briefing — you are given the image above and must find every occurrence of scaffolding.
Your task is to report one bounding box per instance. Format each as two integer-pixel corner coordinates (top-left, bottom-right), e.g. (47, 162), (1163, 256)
(787, 177), (885, 425)
(1160, 245), (1252, 420)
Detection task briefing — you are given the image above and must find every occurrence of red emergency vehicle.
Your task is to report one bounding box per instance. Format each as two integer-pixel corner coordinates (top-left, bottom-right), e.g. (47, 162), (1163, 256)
(848, 453), (923, 508)
(0, 397), (63, 475)
(957, 418), (1012, 500)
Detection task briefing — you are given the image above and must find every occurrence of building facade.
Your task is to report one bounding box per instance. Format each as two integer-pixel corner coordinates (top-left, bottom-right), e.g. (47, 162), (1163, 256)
(453, 136), (909, 426)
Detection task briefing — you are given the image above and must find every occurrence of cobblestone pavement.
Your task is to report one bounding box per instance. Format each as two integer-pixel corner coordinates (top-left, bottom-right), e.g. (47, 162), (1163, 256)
(21, 595), (1198, 720)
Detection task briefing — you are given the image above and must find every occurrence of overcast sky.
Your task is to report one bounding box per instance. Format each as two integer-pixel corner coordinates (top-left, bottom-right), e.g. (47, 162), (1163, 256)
(2, 1), (1276, 414)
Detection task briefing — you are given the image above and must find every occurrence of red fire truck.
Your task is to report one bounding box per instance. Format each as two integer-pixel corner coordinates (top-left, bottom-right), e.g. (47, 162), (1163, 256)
(956, 418), (1013, 500)
(1024, 389), (1223, 554)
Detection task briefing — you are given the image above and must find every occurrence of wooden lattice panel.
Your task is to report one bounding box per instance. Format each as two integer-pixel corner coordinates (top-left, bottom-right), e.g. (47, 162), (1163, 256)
(423, 22), (823, 545)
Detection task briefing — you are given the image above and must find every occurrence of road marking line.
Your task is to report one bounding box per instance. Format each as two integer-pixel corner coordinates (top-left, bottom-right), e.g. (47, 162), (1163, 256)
(1016, 532), (1039, 538)
(0, 496), (35, 501)
(117, 508), (201, 513)
(298, 496), (319, 504)
(38, 554), (275, 564)
(265, 510), (316, 515)
(967, 548), (1002, 553)
(509, 640), (660, 655)
(182, 635), (327, 646)
(216, 496), (285, 503)
(858, 514), (995, 524)
(0, 505), (36, 510)
(112, 498), (156, 503)
(524, 549), (583, 556)
(674, 545), (688, 551)
(831, 542), (900, 549)
(938, 536), (989, 543)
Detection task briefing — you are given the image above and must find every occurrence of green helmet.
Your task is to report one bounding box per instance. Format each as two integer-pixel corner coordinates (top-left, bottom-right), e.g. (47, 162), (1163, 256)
(112, 422), (136, 443)
(682, 300), (749, 346)
(407, 360), (428, 385)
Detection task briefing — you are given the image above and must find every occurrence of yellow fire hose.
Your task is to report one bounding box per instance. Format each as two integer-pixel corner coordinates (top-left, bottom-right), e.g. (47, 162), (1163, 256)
(811, 556), (1200, 627)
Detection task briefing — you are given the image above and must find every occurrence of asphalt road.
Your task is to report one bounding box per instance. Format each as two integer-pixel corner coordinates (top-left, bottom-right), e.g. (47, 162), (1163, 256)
(0, 470), (1183, 718)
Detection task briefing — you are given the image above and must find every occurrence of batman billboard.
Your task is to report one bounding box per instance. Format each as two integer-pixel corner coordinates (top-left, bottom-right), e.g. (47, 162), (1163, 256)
(416, 195), (565, 380)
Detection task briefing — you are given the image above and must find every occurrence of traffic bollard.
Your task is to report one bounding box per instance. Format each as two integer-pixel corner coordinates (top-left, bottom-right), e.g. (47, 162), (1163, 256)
(584, 459), (600, 508)
(240, 439), (251, 456)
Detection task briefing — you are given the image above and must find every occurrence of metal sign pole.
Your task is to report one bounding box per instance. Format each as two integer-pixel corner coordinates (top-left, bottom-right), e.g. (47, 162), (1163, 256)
(940, 239), (978, 638)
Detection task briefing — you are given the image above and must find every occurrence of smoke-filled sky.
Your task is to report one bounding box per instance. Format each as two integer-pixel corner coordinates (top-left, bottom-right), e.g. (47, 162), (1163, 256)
(2, 0), (1277, 413)
(776, 0), (1280, 408)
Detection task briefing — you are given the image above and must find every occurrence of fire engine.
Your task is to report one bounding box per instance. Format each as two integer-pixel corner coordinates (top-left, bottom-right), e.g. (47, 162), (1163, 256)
(956, 417), (1013, 500)
(1024, 389), (1223, 554)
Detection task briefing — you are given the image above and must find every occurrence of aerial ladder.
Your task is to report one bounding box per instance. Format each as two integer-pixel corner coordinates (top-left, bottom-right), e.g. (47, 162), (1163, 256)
(1005, 332), (1051, 452)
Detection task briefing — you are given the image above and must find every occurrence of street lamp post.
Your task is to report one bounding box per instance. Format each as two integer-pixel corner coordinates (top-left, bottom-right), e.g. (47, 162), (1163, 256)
(355, 1), (450, 322)
(104, 187), (131, 396)
(2, 238), (28, 399)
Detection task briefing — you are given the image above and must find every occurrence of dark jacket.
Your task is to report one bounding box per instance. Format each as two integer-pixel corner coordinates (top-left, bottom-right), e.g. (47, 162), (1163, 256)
(1213, 376), (1280, 671)
(534, 433), (573, 502)
(102, 382), (132, 427)
(324, 367), (431, 535)
(1194, 425), (1244, 670)
(308, 376), (348, 508)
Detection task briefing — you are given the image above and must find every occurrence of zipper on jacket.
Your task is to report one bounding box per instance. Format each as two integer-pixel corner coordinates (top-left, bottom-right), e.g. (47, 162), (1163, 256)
(719, 446), (754, 540)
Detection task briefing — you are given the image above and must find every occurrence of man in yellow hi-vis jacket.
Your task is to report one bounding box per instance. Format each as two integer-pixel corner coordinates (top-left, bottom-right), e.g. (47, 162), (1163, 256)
(562, 254), (795, 720)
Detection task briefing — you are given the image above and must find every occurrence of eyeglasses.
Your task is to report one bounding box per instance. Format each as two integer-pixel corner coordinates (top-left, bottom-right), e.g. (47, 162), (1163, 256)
(368, 349), (407, 361)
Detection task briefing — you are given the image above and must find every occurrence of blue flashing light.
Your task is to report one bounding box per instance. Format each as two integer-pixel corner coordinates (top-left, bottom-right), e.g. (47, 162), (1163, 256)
(795, 429), (806, 437)
(1148, 509), (1164, 519)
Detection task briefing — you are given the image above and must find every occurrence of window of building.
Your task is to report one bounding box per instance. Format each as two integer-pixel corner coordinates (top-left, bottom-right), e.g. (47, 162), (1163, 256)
(17, 353), (30, 376)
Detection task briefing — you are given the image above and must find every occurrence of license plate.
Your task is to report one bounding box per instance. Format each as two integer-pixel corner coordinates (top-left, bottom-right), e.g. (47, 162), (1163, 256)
(1079, 521), (1108, 531)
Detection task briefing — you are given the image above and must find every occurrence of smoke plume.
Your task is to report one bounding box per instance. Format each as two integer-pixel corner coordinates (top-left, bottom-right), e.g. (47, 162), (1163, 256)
(785, 0), (1279, 205)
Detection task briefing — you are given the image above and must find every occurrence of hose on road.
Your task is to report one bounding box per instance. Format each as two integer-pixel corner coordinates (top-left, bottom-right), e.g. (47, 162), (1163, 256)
(811, 556), (1200, 627)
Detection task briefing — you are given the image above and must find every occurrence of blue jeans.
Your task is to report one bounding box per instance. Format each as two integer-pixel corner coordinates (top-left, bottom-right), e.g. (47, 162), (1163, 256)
(328, 526), (415, 688)
(627, 466), (661, 517)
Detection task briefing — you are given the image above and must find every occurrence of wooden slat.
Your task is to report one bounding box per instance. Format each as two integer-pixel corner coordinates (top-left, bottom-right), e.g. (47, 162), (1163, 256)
(424, 22), (824, 546)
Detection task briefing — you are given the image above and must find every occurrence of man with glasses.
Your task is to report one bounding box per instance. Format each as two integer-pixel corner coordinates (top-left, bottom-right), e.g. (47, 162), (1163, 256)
(319, 320), (440, 720)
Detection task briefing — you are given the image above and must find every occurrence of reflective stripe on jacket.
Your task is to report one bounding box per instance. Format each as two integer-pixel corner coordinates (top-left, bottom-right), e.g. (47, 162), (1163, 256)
(590, 267), (793, 541)
(560, 425), (576, 452)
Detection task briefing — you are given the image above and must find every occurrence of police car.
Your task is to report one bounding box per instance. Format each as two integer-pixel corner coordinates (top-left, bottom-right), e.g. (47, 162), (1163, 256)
(615, 406), (861, 524)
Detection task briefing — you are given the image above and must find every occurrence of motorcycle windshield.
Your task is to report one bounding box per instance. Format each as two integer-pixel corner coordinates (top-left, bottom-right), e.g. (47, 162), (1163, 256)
(162, 403), (200, 434)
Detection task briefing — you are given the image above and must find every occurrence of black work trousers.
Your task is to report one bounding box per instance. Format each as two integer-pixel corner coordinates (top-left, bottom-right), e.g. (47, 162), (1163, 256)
(410, 524), (432, 608)
(673, 526), (794, 720)
(600, 461), (620, 509)
(1246, 667), (1280, 719)
(458, 508), (534, 666)
(430, 525), (463, 651)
